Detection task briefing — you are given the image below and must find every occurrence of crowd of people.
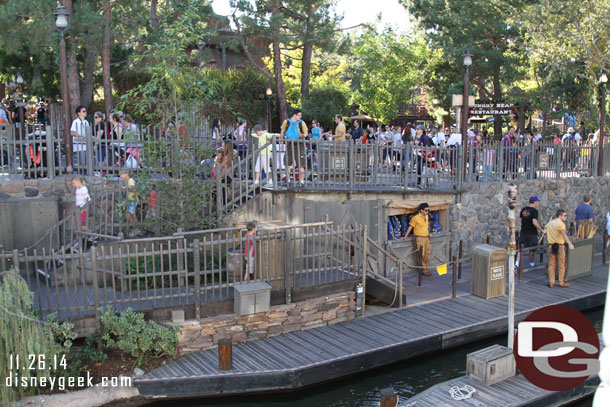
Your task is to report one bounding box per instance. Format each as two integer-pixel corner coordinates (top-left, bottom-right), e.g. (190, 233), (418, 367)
(229, 108), (609, 190)
(0, 98), (50, 136)
(68, 105), (141, 170)
(516, 194), (610, 289)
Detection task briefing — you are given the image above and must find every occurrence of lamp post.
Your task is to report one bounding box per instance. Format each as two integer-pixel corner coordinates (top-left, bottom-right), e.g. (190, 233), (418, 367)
(598, 72), (607, 176)
(54, 4), (72, 171)
(265, 85), (273, 132)
(461, 49), (473, 182)
(506, 182), (518, 349)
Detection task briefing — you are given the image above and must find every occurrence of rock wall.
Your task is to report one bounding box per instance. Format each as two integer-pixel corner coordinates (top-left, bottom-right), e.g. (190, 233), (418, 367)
(452, 177), (610, 252)
(170, 292), (356, 354)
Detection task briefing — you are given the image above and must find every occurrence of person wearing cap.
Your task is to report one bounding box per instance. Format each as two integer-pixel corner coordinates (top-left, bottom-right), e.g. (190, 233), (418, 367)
(251, 124), (273, 187)
(516, 195), (546, 269)
(401, 203), (432, 276)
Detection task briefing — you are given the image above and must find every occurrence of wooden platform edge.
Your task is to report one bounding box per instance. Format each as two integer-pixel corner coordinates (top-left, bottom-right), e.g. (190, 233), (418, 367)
(133, 284), (607, 399)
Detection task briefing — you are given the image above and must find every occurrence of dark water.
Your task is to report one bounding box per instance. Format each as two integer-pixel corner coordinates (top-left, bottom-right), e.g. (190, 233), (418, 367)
(149, 307), (603, 407)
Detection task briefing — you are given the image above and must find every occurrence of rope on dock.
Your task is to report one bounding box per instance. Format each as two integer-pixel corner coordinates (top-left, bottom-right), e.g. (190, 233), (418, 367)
(449, 384), (476, 400)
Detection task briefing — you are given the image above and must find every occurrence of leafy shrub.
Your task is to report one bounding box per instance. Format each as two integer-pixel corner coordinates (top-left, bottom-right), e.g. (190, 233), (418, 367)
(100, 308), (178, 367)
(69, 334), (108, 374)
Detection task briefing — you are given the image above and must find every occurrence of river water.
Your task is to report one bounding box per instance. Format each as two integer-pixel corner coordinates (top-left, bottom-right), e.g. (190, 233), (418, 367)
(149, 307), (603, 407)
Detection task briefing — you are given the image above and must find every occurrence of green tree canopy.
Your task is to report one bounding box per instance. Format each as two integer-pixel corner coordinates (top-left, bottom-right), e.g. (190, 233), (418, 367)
(350, 28), (430, 123)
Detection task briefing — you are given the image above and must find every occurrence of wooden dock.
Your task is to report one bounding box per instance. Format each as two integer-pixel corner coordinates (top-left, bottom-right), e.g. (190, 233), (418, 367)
(399, 374), (599, 407)
(133, 264), (608, 399)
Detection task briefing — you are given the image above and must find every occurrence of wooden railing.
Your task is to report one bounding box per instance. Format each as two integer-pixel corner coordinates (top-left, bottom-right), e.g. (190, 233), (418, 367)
(0, 221), (365, 321)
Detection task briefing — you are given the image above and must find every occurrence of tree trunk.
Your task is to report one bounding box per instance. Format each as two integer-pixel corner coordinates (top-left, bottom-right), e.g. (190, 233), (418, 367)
(67, 45), (81, 118)
(62, 0), (79, 118)
(542, 110), (548, 137)
(80, 43), (96, 109)
(102, 0), (113, 118)
(272, 0), (287, 122)
(150, 0), (158, 30)
(301, 42), (313, 96)
(492, 69), (502, 137)
(517, 101), (526, 131)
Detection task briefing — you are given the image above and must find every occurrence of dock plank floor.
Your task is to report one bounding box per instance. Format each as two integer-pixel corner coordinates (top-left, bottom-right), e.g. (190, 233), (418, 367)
(401, 374), (600, 407)
(134, 264), (608, 398)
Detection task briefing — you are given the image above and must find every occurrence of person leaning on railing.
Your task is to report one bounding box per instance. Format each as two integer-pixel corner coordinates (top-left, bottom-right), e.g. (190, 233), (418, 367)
(280, 109), (308, 185)
(401, 203), (432, 276)
(251, 124), (273, 187)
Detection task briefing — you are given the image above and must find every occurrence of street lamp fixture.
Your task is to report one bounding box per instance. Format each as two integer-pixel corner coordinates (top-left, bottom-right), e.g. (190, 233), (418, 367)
(463, 49), (473, 67)
(16, 72), (24, 85)
(265, 85), (273, 131)
(598, 71), (608, 176)
(461, 49), (473, 182)
(54, 4), (73, 171)
(54, 5), (70, 31)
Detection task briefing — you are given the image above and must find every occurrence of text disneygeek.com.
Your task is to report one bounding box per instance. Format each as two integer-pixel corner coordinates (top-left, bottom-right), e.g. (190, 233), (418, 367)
(5, 372), (132, 391)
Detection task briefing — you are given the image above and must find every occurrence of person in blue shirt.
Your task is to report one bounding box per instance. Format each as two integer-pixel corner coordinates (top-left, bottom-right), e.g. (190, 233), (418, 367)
(310, 120), (322, 168)
(280, 109), (308, 184)
(574, 195), (594, 230)
(310, 120), (322, 140)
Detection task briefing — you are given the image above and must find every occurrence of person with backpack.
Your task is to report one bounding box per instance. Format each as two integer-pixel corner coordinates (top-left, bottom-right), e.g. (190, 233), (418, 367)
(280, 109), (308, 185)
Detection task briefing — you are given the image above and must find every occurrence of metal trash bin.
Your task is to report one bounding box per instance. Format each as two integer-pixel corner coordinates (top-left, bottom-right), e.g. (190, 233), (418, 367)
(472, 244), (507, 299)
(234, 282), (271, 316)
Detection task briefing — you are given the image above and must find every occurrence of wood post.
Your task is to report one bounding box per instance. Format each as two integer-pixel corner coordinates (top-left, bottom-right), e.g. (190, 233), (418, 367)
(398, 262), (403, 308)
(380, 387), (398, 407)
(518, 244), (524, 284)
(285, 229), (292, 304)
(362, 225), (368, 316)
(193, 239), (201, 320)
(603, 234), (608, 265)
(218, 338), (232, 371)
(417, 245), (423, 287)
(452, 255), (457, 298)
(458, 240), (463, 279)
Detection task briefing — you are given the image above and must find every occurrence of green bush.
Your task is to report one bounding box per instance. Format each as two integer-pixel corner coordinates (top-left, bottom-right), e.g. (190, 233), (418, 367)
(100, 308), (178, 367)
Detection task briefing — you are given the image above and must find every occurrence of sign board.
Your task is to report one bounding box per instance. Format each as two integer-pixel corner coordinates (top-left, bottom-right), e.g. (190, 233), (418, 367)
(538, 153), (549, 169)
(491, 265), (504, 281)
(452, 94), (476, 107)
(469, 102), (515, 116)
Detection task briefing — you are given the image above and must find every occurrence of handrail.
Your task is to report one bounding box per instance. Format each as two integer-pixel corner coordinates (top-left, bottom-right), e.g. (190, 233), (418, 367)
(176, 221), (333, 237)
(215, 139), (273, 216)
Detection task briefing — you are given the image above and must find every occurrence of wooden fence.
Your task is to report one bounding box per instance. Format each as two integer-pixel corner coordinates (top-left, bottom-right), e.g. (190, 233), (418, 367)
(0, 222), (364, 321)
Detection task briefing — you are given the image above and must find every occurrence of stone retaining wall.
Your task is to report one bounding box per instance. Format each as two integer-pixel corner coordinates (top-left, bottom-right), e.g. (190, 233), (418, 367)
(170, 292), (356, 354)
(452, 177), (610, 252)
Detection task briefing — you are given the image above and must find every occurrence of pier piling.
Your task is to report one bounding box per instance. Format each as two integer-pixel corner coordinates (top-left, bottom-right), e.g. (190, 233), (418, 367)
(380, 387), (398, 407)
(218, 338), (233, 371)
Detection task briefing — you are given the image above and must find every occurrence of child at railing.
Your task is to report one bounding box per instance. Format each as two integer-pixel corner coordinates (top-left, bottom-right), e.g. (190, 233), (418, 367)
(120, 170), (136, 227)
(72, 176), (90, 232)
(244, 221), (257, 281)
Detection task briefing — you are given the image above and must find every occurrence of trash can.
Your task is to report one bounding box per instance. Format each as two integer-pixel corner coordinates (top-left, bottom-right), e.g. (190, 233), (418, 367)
(471, 244), (507, 299)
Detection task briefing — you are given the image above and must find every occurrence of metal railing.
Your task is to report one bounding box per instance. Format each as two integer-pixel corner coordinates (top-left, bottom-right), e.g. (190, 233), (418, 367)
(0, 221), (364, 321)
(463, 140), (600, 182)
